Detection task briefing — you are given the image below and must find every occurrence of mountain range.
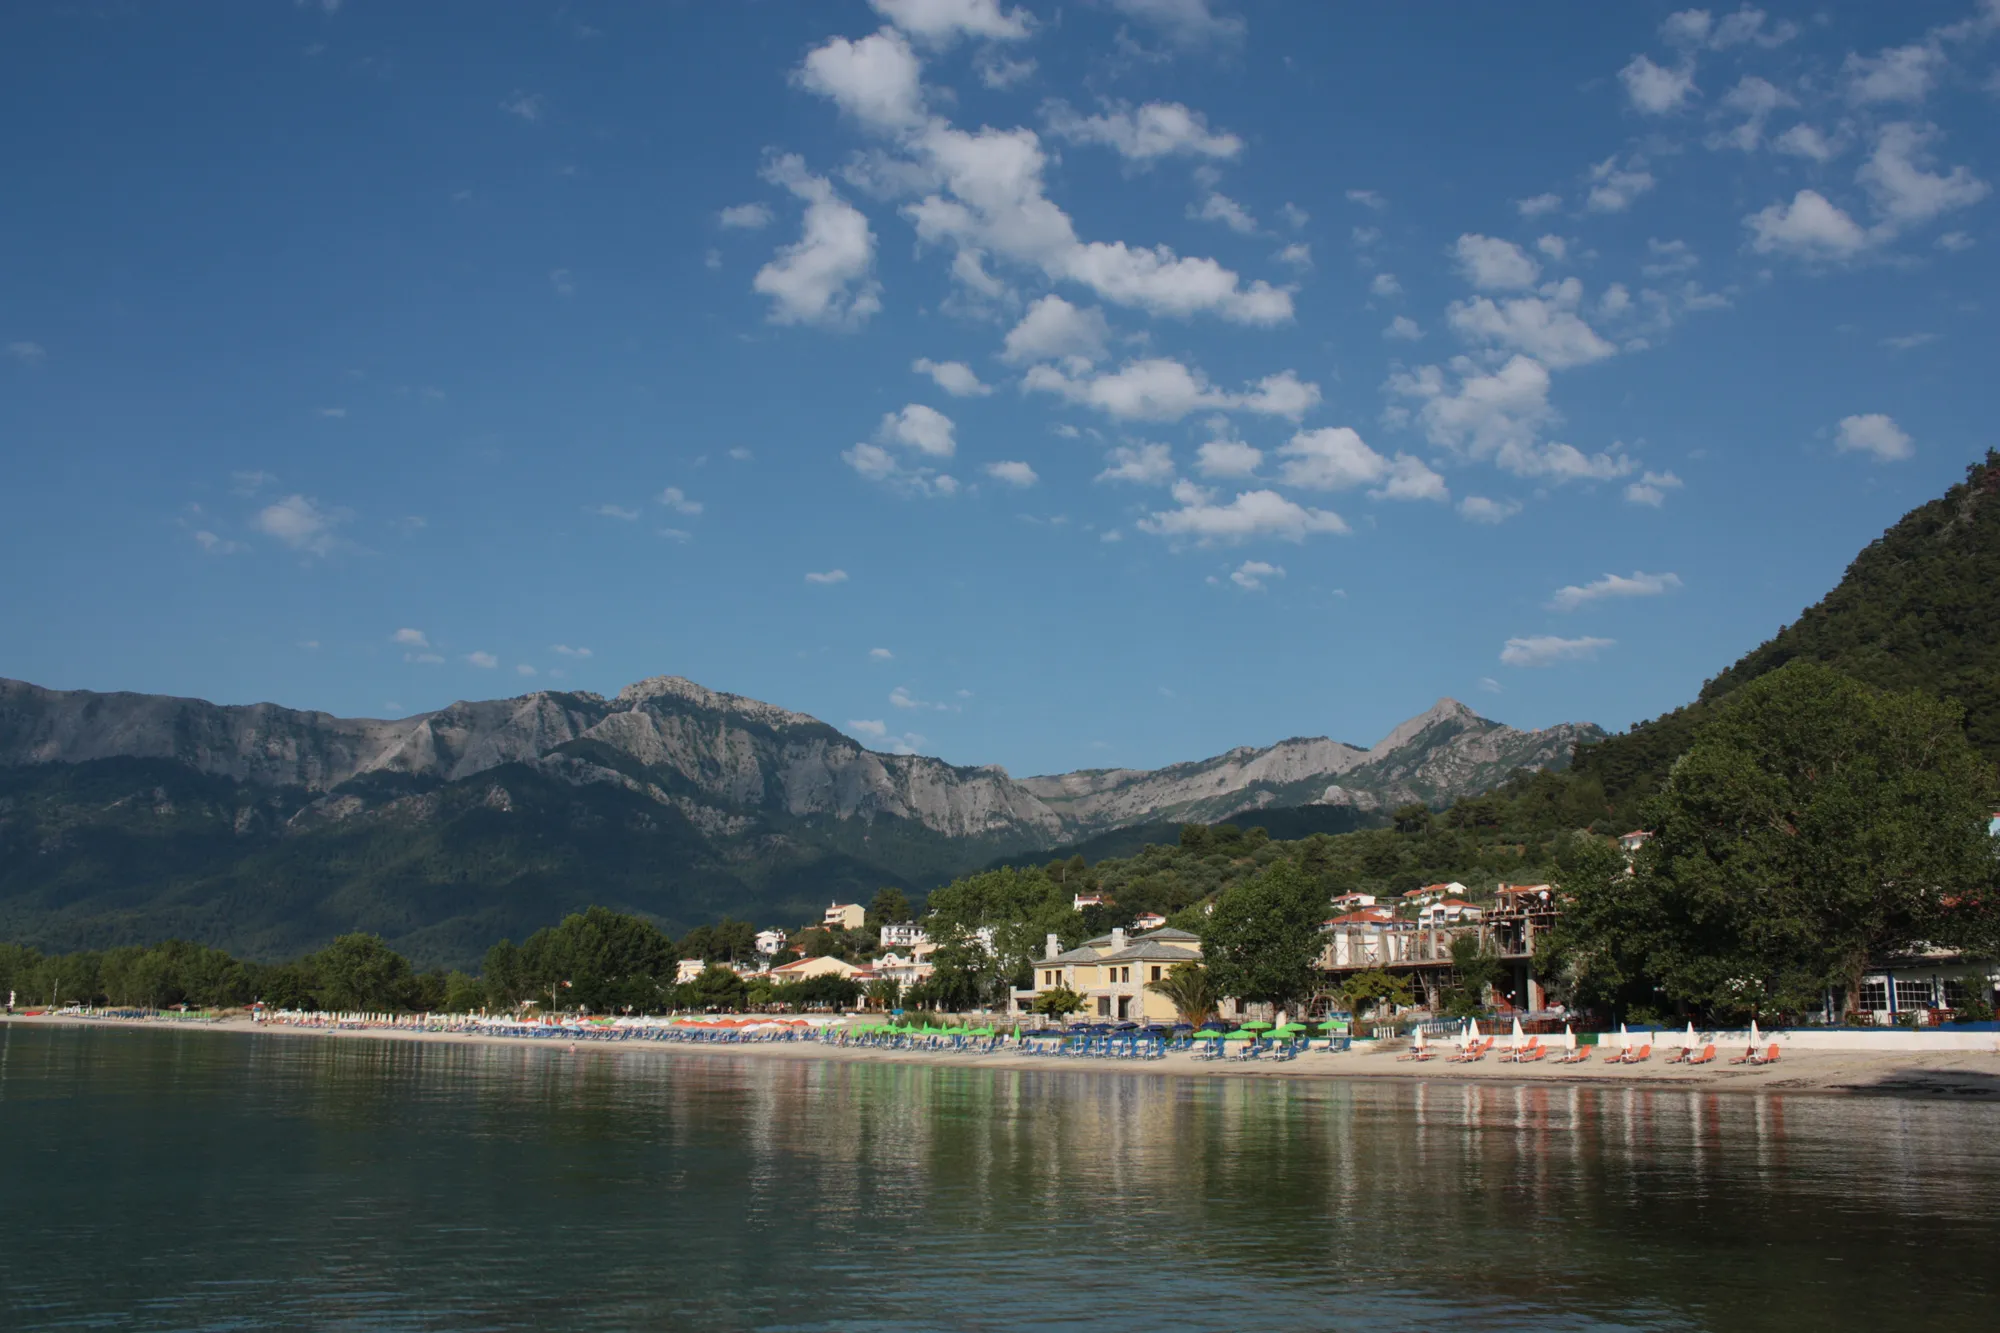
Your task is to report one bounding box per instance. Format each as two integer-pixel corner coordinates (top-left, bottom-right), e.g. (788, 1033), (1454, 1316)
(0, 675), (1596, 966)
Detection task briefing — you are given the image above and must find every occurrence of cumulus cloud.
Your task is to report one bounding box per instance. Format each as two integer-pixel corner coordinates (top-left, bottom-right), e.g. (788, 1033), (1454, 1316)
(465, 651), (500, 669)
(718, 202), (773, 230)
(592, 504), (639, 521)
(1586, 155), (1656, 212)
(869, 0), (1032, 45)
(1105, 0), (1246, 50)
(192, 530), (242, 555)
(1137, 481), (1347, 544)
(1620, 55), (1698, 114)
(1447, 279), (1618, 369)
(392, 628), (431, 649)
(5, 341), (46, 365)
(869, 647), (894, 660)
(516, 663), (538, 677)
(805, 569), (850, 584)
(1548, 570), (1683, 611)
(912, 357), (992, 396)
(1500, 635), (1614, 667)
(1625, 470), (1684, 506)
(1096, 442), (1177, 485)
(1190, 192), (1258, 234)
(797, 27), (925, 132)
(550, 644), (592, 657)
(1857, 121), (1990, 228)
(1457, 496), (1521, 524)
(1274, 427), (1447, 502)
(1001, 294), (1111, 365)
(753, 154), (881, 328)
(1516, 193), (1563, 217)
(1774, 124), (1839, 162)
(1711, 75), (1793, 152)
(1845, 43), (1945, 104)
(877, 403), (956, 456)
(253, 494), (343, 555)
(1385, 315), (1423, 341)
(1196, 438), (1262, 478)
(848, 718), (889, 739)
(500, 91), (545, 122)
(1453, 234), (1540, 290)
(1744, 189), (1869, 259)
(1045, 99), (1242, 162)
(1229, 560), (1283, 590)
(658, 487), (703, 514)
(985, 459), (1039, 486)
(1834, 413), (1914, 461)
(1026, 358), (1319, 423)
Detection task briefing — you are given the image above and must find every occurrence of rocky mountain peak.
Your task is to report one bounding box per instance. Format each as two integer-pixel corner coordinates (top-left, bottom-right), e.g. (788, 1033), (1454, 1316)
(613, 675), (822, 731)
(1366, 697), (1481, 759)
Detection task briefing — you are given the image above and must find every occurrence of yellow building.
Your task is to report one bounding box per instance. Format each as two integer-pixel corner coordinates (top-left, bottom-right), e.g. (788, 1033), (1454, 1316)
(771, 954), (865, 981)
(1015, 926), (1203, 1022)
(822, 901), (866, 931)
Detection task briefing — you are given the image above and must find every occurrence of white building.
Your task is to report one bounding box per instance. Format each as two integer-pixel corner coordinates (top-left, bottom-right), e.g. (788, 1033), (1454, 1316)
(1417, 899), (1484, 929)
(755, 928), (789, 956)
(879, 921), (929, 949)
(675, 958), (707, 984)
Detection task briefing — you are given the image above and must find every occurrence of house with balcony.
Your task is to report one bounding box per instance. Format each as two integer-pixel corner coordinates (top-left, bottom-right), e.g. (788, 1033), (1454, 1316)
(755, 929), (788, 956)
(823, 902), (866, 931)
(1014, 926), (1203, 1021)
(771, 954), (865, 983)
(1400, 881), (1467, 909)
(1416, 898), (1484, 929)
(879, 921), (929, 949)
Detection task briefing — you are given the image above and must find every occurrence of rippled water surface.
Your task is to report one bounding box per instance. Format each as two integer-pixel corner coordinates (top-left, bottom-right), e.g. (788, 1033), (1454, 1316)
(2, 1025), (1995, 1330)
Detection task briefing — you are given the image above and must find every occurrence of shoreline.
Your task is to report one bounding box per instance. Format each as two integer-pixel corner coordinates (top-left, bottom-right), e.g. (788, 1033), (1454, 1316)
(9, 1013), (2000, 1101)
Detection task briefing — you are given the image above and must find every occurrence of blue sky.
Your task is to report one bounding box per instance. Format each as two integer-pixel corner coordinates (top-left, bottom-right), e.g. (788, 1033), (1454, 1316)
(2, 0), (1996, 777)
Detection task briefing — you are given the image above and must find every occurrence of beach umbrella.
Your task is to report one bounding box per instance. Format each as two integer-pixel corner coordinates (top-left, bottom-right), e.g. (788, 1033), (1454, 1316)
(1223, 1031), (1254, 1041)
(1750, 1017), (1761, 1050)
(1618, 1022), (1631, 1054)
(1413, 1027), (1426, 1053)
(1563, 1024), (1576, 1053)
(1192, 1028), (1223, 1038)
(1509, 1015), (1525, 1050)
(1683, 1021), (1698, 1052)
(1241, 1020), (1273, 1032)
(1464, 1018), (1477, 1042)
(968, 1027), (994, 1036)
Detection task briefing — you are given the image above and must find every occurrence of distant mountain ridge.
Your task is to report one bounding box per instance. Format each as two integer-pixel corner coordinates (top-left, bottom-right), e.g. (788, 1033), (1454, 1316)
(0, 675), (1598, 965)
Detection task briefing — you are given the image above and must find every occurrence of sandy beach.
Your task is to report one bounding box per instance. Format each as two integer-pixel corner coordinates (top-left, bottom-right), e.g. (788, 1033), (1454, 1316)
(11, 1012), (2000, 1101)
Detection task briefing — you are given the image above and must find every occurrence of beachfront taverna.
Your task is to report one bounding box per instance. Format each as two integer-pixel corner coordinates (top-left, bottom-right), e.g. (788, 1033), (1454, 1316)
(1014, 926), (1203, 1021)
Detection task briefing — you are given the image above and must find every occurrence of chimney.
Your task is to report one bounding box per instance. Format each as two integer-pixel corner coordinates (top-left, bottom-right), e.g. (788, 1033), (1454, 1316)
(1045, 933), (1060, 960)
(1111, 927), (1126, 952)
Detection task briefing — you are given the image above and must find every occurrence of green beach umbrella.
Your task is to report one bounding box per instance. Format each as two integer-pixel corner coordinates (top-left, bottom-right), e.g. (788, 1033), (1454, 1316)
(1240, 1020), (1273, 1031)
(1192, 1028), (1223, 1038)
(1271, 1023), (1304, 1034)
(1224, 1031), (1255, 1041)
(968, 1027), (994, 1036)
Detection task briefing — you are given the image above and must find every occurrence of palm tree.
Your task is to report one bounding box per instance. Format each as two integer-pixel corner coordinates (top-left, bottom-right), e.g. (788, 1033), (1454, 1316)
(1146, 962), (1217, 1027)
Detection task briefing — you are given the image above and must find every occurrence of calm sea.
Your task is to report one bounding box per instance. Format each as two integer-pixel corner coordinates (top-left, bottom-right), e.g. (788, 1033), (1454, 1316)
(1, 1024), (1994, 1331)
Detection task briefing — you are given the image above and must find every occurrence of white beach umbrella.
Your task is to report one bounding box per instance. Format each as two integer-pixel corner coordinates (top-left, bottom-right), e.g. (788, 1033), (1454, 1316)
(1563, 1024), (1576, 1053)
(1415, 1026), (1426, 1052)
(1750, 1018), (1761, 1050)
(1684, 1021), (1698, 1053)
(1510, 1015), (1525, 1050)
(1618, 1022), (1631, 1054)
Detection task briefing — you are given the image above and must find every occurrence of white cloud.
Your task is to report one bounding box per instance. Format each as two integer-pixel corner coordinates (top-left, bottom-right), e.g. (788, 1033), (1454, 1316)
(1937, 230), (1975, 252)
(805, 569), (850, 584)
(1446, 279), (1617, 370)
(977, 53), (1037, 88)
(753, 154), (881, 329)
(1500, 635), (1614, 667)
(1660, 9), (1712, 45)
(253, 494), (342, 555)
(1385, 354), (1555, 462)
(1026, 358), (1319, 423)
(500, 91), (545, 122)
(1371, 453), (1451, 502)
(869, 0), (1032, 45)
(1452, 234), (1540, 290)
(192, 530), (242, 555)
(1642, 238), (1699, 277)
(407, 653), (444, 665)
(1773, 124), (1838, 162)
(1190, 192), (1258, 234)
(1547, 570), (1683, 611)
(1001, 295), (1111, 365)
(1137, 481), (1348, 544)
(1536, 235), (1568, 261)
(1370, 272), (1402, 297)
(1845, 43), (1945, 105)
(1624, 470), (1684, 506)
(658, 487), (703, 515)
(1477, 676), (1503, 694)
(1352, 224), (1380, 248)
(1620, 55), (1698, 115)
(718, 202), (773, 230)
(1857, 121), (1989, 228)
(1516, 193), (1563, 217)
(1713, 75), (1793, 151)
(1275, 242), (1312, 269)
(848, 719), (889, 739)
(5, 341), (46, 365)
(392, 628), (430, 649)
(1881, 332), (1938, 351)
(1744, 189), (1869, 259)
(315, 406), (347, 419)
(1270, 428), (1450, 503)
(870, 647), (894, 660)
(1105, 0), (1245, 49)
(466, 651), (500, 669)
(877, 403), (956, 456)
(593, 504), (639, 521)
(842, 440), (960, 496)
(1834, 413), (1914, 461)
(1458, 496), (1520, 524)
(1229, 560), (1284, 590)
(1279, 202), (1309, 229)
(1043, 99), (1242, 162)
(516, 663), (538, 676)
(1385, 315), (1423, 341)
(797, 27), (925, 132)
(889, 685), (956, 711)
(1346, 188), (1387, 210)
(912, 357), (992, 396)
(658, 527), (694, 542)
(1096, 442), (1177, 485)
(1709, 7), (1800, 49)
(1586, 155), (1657, 212)
(550, 644), (593, 657)
(985, 459), (1039, 486)
(729, 446), (754, 460)
(1196, 439), (1262, 477)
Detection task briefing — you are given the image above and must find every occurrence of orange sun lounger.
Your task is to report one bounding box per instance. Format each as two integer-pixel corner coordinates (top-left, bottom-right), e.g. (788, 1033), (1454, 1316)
(1685, 1043), (1718, 1065)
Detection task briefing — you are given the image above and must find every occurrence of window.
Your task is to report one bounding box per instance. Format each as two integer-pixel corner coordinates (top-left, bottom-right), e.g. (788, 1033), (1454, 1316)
(1896, 979), (1937, 1011)
(1150, 965), (1162, 982)
(1857, 980), (1889, 1012)
(1096, 996), (1110, 1016)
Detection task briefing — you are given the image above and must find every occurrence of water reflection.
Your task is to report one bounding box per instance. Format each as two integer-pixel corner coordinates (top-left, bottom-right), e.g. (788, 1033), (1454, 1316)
(1, 1026), (1994, 1331)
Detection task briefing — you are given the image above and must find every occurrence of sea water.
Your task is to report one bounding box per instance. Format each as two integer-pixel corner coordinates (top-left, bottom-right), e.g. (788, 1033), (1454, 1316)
(2, 1024), (1994, 1330)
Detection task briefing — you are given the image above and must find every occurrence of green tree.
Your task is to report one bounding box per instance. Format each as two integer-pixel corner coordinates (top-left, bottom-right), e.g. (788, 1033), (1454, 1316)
(1441, 934), (1505, 1018)
(1030, 984), (1086, 1020)
(308, 934), (414, 1011)
(868, 887), (913, 927)
(1339, 968), (1414, 1019)
(1559, 662), (1999, 1020)
(682, 964), (747, 1012)
(1144, 961), (1218, 1027)
(1199, 862), (1326, 1013)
